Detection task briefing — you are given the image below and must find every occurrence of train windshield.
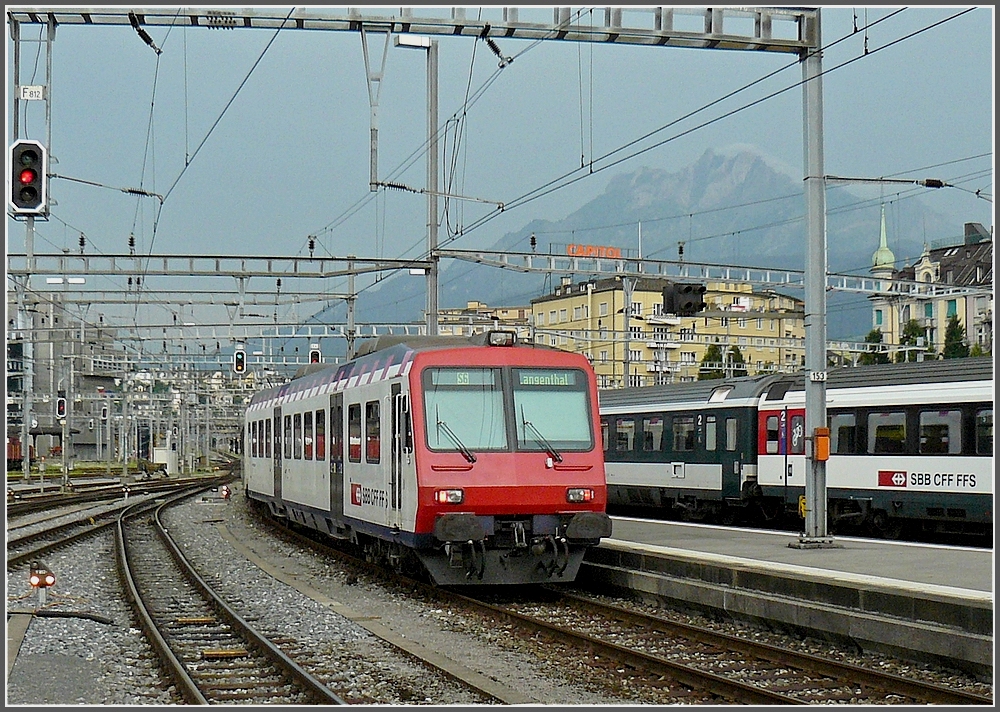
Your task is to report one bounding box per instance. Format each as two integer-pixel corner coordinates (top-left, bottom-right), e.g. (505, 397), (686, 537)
(513, 368), (593, 452)
(424, 368), (508, 450)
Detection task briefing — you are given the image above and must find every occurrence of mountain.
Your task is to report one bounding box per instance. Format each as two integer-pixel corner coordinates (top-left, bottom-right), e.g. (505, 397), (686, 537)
(313, 147), (959, 350)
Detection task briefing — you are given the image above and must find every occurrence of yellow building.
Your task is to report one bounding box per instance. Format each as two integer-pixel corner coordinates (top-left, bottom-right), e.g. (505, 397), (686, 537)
(869, 218), (992, 356)
(437, 301), (532, 338)
(530, 276), (804, 387)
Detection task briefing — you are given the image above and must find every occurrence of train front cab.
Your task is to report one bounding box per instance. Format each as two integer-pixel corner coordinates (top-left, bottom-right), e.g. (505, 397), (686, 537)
(405, 346), (612, 585)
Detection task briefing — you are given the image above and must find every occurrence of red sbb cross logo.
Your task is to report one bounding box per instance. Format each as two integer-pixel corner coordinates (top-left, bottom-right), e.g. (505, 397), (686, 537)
(878, 470), (907, 487)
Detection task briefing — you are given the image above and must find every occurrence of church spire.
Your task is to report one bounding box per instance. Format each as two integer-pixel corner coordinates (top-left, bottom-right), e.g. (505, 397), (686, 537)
(871, 203), (895, 274)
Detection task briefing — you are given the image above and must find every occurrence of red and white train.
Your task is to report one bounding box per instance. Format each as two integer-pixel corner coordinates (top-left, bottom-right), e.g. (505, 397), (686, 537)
(243, 330), (612, 585)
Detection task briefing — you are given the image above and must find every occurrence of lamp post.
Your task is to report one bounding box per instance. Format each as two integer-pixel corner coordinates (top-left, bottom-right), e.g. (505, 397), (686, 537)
(395, 33), (440, 336)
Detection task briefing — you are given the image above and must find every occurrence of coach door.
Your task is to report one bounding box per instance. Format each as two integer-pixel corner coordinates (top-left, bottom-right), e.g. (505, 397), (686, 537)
(330, 393), (344, 520)
(272, 407), (282, 502)
(389, 383), (406, 530)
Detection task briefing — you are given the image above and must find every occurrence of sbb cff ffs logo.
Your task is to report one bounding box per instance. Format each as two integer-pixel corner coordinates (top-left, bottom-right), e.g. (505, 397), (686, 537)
(9, 139), (48, 216)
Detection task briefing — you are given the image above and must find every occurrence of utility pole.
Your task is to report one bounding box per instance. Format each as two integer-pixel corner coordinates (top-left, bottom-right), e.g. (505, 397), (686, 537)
(622, 277), (636, 388)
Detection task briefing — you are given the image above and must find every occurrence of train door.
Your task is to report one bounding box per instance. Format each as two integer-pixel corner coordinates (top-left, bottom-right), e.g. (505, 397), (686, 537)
(389, 383), (411, 530)
(330, 393), (344, 520)
(272, 406), (282, 503)
(769, 407), (805, 496)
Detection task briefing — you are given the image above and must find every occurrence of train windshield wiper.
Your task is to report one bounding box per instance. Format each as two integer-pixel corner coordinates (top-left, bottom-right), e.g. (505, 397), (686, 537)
(436, 410), (477, 463)
(520, 408), (563, 462)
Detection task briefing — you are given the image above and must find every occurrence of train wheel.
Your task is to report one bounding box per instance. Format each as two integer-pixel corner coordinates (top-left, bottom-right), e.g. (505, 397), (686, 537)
(870, 510), (904, 539)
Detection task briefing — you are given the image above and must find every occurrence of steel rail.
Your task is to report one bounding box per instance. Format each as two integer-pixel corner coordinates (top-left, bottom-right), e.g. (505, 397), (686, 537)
(558, 590), (994, 706)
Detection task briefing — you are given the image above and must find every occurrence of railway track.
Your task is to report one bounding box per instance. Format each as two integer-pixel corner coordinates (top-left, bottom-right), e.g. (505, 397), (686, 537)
(115, 496), (345, 705)
(477, 588), (993, 705)
(263, 512), (991, 705)
(6, 485), (208, 568)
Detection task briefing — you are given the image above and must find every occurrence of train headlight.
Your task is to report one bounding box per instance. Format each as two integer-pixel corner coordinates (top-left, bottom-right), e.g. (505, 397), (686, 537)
(566, 487), (594, 503)
(435, 489), (464, 504)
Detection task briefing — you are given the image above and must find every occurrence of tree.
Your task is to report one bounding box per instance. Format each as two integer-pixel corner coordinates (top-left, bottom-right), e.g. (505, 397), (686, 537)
(896, 318), (936, 362)
(858, 328), (891, 365)
(727, 345), (749, 377)
(699, 344), (726, 380)
(970, 343), (988, 357)
(942, 314), (970, 359)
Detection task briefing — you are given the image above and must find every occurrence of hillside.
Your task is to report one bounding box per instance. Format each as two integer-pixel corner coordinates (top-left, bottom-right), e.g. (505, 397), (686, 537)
(314, 147), (959, 346)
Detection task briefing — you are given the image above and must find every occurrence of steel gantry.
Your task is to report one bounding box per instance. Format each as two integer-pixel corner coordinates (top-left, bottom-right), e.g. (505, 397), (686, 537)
(10, 6), (838, 541)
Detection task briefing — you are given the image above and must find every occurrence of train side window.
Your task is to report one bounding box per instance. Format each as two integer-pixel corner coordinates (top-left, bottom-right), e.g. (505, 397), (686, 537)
(976, 409), (993, 455)
(348, 404), (362, 462)
(919, 409), (961, 454)
(303, 411), (313, 460)
(868, 411), (906, 454)
(829, 413), (855, 454)
(789, 415), (805, 455)
(705, 415), (717, 452)
(672, 416), (695, 452)
(250, 421), (257, 458)
(265, 418), (271, 458)
(315, 409), (326, 460)
(366, 400), (381, 463)
(293, 413), (303, 460)
(284, 415), (292, 459)
(641, 416), (663, 452)
(331, 397), (344, 467)
(616, 418), (635, 452)
(725, 417), (737, 452)
(765, 415), (779, 454)
(601, 419), (610, 452)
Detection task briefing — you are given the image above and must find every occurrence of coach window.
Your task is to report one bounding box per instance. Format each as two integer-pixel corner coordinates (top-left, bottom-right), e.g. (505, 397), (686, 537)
(919, 409), (961, 454)
(868, 411), (906, 454)
(975, 409), (992, 455)
(616, 418), (635, 451)
(829, 413), (856, 454)
(704, 415), (717, 452)
(765, 415), (779, 454)
(265, 419), (271, 458)
(725, 417), (737, 451)
(284, 415), (293, 459)
(293, 413), (302, 459)
(641, 416), (663, 452)
(366, 401), (381, 463)
(789, 414), (805, 455)
(303, 411), (313, 460)
(672, 416), (695, 452)
(601, 419), (610, 452)
(315, 409), (326, 460)
(348, 404), (362, 462)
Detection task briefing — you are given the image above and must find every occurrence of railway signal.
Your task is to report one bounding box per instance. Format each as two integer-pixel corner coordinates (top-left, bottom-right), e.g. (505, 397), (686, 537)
(675, 282), (707, 316)
(55, 394), (66, 419)
(9, 139), (48, 216)
(29, 561), (56, 589)
(309, 344), (321, 363)
(233, 348), (246, 374)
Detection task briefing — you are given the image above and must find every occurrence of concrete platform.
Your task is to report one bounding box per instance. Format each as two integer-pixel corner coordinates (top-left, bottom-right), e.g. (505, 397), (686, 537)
(581, 516), (993, 676)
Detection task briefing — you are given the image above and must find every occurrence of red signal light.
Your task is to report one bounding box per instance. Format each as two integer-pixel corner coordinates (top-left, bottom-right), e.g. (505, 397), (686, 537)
(19, 168), (37, 184)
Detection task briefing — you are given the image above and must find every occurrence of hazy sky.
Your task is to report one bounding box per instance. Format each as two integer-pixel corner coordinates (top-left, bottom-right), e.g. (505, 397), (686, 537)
(6, 5), (994, 327)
